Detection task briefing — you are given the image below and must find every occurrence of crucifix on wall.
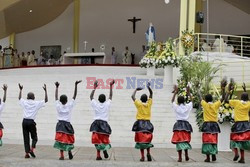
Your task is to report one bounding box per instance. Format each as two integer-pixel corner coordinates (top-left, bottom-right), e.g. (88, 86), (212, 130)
(128, 17), (141, 33)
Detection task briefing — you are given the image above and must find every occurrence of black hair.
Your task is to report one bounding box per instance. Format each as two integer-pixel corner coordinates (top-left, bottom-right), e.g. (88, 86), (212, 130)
(60, 95), (68, 105)
(140, 94), (148, 103)
(241, 92), (249, 101)
(177, 96), (185, 104)
(205, 94), (213, 103)
(98, 94), (106, 103)
(27, 92), (35, 100)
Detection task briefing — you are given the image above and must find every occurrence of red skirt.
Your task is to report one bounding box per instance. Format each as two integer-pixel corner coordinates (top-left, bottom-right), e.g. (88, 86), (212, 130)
(171, 131), (191, 144)
(55, 132), (75, 144)
(135, 132), (153, 143)
(231, 131), (250, 141)
(0, 129), (3, 138)
(92, 132), (110, 144)
(202, 133), (218, 144)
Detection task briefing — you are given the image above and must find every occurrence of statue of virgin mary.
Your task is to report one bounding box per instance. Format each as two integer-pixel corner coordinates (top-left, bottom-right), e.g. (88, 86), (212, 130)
(145, 22), (156, 45)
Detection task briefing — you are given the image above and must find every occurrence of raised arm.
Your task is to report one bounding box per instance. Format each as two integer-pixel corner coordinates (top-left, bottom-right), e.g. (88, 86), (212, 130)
(147, 82), (153, 99)
(90, 81), (98, 100)
(2, 84), (7, 103)
(131, 87), (143, 101)
(242, 82), (247, 92)
(18, 83), (23, 100)
(225, 82), (234, 103)
(197, 88), (203, 101)
(73, 80), (82, 100)
(109, 80), (115, 100)
(55, 82), (59, 101)
(186, 85), (193, 102)
(171, 85), (178, 103)
(43, 84), (48, 103)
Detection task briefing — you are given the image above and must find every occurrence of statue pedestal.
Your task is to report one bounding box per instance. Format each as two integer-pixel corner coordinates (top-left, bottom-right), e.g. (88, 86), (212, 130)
(147, 67), (155, 77)
(164, 65), (173, 85)
(218, 122), (231, 151)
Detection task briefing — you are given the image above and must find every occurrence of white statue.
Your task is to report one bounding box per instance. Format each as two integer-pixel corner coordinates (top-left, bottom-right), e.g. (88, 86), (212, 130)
(145, 22), (156, 45)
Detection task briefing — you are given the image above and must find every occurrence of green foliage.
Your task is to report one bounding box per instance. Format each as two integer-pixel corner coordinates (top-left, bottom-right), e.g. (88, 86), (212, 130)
(177, 54), (223, 130)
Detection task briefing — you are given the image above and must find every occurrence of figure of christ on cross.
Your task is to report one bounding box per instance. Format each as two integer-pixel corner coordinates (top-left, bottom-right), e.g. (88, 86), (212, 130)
(128, 17), (141, 33)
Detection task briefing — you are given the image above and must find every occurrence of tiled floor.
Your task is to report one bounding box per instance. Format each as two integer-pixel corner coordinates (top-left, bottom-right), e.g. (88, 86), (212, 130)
(0, 144), (249, 167)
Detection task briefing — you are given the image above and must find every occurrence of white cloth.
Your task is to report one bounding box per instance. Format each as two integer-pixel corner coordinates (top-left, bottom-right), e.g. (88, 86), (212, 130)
(111, 51), (118, 64)
(172, 102), (193, 121)
(91, 99), (111, 122)
(27, 54), (36, 66)
(55, 99), (75, 122)
(19, 98), (45, 120)
(201, 43), (211, 52)
(122, 51), (131, 64)
(0, 102), (5, 121)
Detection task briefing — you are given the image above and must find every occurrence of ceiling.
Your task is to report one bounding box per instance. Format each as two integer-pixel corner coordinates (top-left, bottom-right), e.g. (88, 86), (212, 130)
(0, 0), (73, 39)
(224, 0), (250, 14)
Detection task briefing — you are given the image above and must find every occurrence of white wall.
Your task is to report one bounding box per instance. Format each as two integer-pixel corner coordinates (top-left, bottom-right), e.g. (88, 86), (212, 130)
(13, 0), (181, 63)
(202, 0), (250, 35)
(79, 0), (181, 64)
(0, 36), (9, 49)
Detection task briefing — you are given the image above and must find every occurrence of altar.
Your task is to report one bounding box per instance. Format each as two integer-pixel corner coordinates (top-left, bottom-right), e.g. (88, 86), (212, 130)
(63, 52), (106, 64)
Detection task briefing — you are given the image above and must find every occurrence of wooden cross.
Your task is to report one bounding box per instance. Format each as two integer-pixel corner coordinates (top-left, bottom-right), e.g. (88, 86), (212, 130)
(128, 17), (141, 33)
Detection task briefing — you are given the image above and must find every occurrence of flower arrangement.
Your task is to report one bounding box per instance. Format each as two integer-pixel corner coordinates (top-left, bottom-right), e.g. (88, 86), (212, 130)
(139, 42), (157, 68)
(155, 39), (180, 68)
(181, 30), (195, 54)
(217, 78), (237, 124)
(139, 39), (180, 68)
(218, 103), (234, 124)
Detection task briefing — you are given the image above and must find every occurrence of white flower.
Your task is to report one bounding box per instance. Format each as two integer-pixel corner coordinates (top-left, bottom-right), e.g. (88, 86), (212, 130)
(225, 112), (230, 117)
(171, 60), (174, 63)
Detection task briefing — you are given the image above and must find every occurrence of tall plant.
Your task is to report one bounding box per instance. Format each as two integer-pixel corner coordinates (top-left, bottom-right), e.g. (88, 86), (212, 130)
(177, 54), (223, 130)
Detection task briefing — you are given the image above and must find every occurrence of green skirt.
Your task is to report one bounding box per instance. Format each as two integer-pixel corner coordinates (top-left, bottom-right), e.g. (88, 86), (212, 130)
(53, 141), (74, 151)
(202, 144), (218, 155)
(135, 143), (154, 149)
(176, 142), (192, 151)
(95, 144), (111, 151)
(230, 141), (250, 150)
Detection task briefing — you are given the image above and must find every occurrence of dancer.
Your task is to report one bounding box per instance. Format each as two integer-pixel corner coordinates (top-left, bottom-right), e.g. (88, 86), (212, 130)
(131, 82), (154, 162)
(18, 83), (48, 158)
(0, 84), (7, 146)
(53, 80), (81, 160)
(227, 83), (250, 163)
(198, 82), (225, 162)
(90, 80), (115, 160)
(171, 85), (193, 162)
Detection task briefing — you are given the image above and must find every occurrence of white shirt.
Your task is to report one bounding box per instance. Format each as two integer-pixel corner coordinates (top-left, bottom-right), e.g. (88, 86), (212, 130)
(19, 98), (45, 120)
(56, 99), (75, 122)
(91, 99), (111, 122)
(0, 102), (5, 121)
(172, 102), (193, 121)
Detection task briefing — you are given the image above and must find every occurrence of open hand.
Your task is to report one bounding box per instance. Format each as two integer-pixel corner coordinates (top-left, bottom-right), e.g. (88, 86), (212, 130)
(2, 84), (7, 91)
(43, 84), (47, 91)
(186, 85), (190, 94)
(242, 82), (246, 92)
(75, 80), (82, 85)
(147, 82), (151, 88)
(18, 83), (23, 90)
(136, 87), (143, 91)
(172, 85), (178, 93)
(94, 81), (98, 89)
(110, 80), (115, 86)
(55, 82), (60, 88)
